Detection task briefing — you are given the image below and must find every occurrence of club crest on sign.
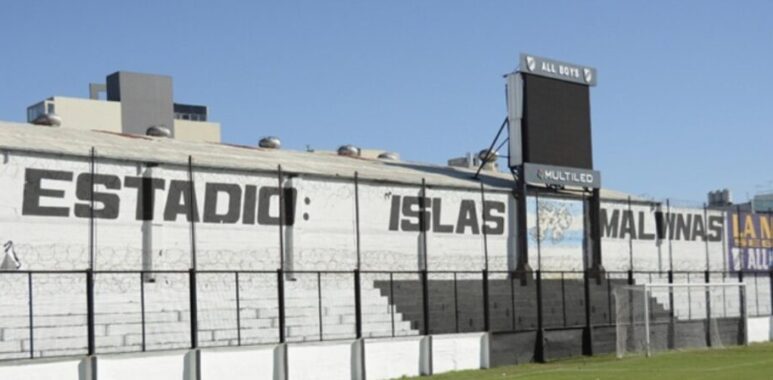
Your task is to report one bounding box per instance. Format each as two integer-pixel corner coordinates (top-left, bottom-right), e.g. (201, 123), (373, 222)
(526, 56), (536, 71)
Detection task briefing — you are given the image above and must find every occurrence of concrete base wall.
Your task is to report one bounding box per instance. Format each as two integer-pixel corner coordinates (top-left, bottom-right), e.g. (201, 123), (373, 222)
(1, 320), (772, 379)
(431, 333), (488, 374)
(364, 336), (423, 379)
(749, 316), (771, 343)
(200, 345), (280, 380)
(0, 358), (82, 380)
(287, 341), (355, 380)
(97, 350), (192, 380)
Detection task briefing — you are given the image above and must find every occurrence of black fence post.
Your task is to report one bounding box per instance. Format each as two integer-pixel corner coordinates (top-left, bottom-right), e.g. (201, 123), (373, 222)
(354, 172), (362, 271)
(627, 270), (634, 342)
(704, 270), (712, 347)
(606, 274), (613, 325)
(738, 271), (746, 345)
(482, 270), (490, 332)
(27, 272), (34, 359)
(582, 269), (594, 356)
(89, 147), (96, 270)
(277, 165), (285, 270)
(235, 271), (242, 346)
(354, 270), (362, 339)
(317, 272), (323, 341)
(389, 272), (395, 337)
(421, 269), (430, 335)
(667, 270), (675, 349)
(420, 179), (429, 271)
(535, 270), (545, 362)
(189, 268), (198, 349)
(86, 269), (95, 356)
(561, 273), (567, 327)
(454, 272), (460, 333)
(187, 156), (198, 270)
(140, 271), (146, 352)
(277, 269), (286, 343)
(769, 270), (773, 315)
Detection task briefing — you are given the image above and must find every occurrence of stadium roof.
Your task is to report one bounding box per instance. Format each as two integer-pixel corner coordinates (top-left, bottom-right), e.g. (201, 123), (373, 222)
(0, 121), (639, 200)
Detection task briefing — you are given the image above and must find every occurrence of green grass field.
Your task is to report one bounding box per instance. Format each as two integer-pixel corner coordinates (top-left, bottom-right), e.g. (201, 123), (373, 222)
(411, 342), (773, 380)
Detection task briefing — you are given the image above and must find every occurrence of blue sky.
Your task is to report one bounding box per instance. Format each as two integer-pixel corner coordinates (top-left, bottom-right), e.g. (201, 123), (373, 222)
(1, 1), (771, 202)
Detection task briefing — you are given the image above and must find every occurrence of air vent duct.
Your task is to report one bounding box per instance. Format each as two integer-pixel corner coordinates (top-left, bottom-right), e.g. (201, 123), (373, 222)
(337, 145), (361, 157)
(478, 149), (498, 163)
(259, 136), (281, 149)
(146, 126), (172, 138)
(31, 113), (62, 127)
(377, 152), (399, 161)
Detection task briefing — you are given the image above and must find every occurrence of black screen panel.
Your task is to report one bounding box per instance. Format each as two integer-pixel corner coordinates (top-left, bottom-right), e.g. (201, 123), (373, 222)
(522, 74), (593, 169)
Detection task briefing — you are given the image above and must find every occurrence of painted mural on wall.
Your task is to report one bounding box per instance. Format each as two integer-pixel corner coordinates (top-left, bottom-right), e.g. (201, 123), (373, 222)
(727, 212), (773, 271)
(526, 197), (585, 270)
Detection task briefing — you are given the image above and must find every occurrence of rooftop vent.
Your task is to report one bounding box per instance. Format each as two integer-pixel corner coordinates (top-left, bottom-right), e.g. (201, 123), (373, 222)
(337, 144), (361, 157)
(478, 149), (498, 163)
(377, 151), (399, 161)
(259, 136), (281, 149)
(31, 113), (62, 127)
(146, 126), (172, 138)
(448, 150), (499, 172)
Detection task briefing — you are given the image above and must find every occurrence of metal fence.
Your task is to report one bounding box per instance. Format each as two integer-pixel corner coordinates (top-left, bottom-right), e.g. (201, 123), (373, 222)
(0, 269), (770, 361)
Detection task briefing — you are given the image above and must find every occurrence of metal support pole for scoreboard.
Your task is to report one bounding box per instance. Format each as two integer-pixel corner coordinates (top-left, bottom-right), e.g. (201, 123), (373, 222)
(514, 171), (531, 281)
(535, 270), (545, 362)
(582, 269), (594, 356)
(473, 117), (508, 180)
(589, 188), (604, 281)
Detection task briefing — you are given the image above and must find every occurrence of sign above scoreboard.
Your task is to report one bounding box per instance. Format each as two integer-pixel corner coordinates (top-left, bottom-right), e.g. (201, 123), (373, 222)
(519, 53), (597, 86)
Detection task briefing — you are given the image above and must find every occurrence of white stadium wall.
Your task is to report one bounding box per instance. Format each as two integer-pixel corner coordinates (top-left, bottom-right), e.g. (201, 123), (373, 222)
(0, 146), (771, 378)
(2, 149), (764, 275)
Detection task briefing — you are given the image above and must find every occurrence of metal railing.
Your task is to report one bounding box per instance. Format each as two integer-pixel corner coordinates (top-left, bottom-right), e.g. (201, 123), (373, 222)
(0, 268), (770, 361)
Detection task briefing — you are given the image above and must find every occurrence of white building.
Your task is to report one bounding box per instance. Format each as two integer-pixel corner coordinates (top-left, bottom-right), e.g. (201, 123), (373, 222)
(26, 71), (221, 143)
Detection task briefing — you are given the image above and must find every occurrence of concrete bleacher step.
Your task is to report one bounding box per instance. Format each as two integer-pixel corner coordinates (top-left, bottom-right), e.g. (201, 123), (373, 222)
(0, 278), (418, 359)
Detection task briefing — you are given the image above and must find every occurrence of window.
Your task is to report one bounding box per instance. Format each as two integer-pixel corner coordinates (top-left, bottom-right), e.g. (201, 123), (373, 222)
(26, 103), (45, 122)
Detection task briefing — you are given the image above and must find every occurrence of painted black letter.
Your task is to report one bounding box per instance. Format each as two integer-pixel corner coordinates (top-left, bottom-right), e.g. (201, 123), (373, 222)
(163, 180), (199, 222)
(203, 183), (241, 224)
(482, 201), (505, 235)
(22, 168), (72, 217)
(74, 173), (121, 219)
